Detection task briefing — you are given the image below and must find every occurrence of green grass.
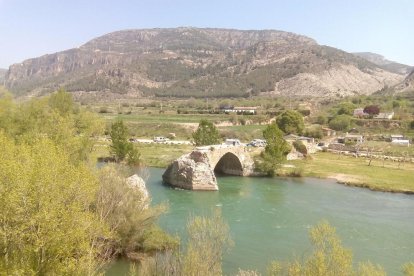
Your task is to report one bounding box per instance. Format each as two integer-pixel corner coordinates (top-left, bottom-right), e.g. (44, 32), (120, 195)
(93, 141), (193, 168)
(291, 152), (414, 193)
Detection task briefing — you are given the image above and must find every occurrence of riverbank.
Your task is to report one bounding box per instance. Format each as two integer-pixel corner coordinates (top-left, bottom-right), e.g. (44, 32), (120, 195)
(289, 152), (414, 194)
(94, 142), (414, 194)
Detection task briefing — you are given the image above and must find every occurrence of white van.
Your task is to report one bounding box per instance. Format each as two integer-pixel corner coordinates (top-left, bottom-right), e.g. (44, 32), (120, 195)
(224, 138), (241, 146)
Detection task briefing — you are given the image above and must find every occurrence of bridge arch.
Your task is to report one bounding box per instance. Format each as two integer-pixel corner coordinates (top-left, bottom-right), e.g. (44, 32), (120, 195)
(213, 152), (244, 176)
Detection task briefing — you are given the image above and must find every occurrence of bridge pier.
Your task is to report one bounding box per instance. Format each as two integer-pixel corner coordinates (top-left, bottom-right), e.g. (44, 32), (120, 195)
(162, 145), (254, 191)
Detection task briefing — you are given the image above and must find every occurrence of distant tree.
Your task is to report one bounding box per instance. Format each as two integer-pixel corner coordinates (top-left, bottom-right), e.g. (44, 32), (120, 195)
(329, 115), (352, 131)
(293, 140), (308, 156)
(410, 120), (414, 130)
(267, 221), (386, 276)
(259, 124), (291, 176)
(337, 102), (356, 116)
(192, 120), (221, 146)
(110, 120), (133, 162)
(363, 105), (380, 116)
(276, 110), (304, 135)
(316, 115), (328, 125)
(48, 88), (74, 116)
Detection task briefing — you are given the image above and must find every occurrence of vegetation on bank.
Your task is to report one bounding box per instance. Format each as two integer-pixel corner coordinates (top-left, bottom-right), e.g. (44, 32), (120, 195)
(289, 152), (414, 193)
(0, 89), (176, 274)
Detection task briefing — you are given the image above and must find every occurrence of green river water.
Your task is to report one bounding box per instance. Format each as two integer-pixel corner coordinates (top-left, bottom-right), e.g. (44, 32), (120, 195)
(107, 167), (414, 275)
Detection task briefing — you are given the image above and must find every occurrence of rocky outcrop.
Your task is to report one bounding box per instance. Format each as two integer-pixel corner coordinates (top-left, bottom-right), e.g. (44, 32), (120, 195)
(127, 174), (150, 205)
(162, 151), (218, 191)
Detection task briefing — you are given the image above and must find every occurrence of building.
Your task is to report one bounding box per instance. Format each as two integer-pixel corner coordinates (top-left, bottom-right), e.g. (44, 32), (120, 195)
(391, 140), (410, 147)
(344, 134), (364, 144)
(223, 106), (258, 114)
(374, 112), (394, 120)
(353, 108), (368, 118)
(322, 127), (336, 137)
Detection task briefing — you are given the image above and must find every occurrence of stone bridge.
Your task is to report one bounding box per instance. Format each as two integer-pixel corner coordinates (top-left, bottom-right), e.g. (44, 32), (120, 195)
(162, 145), (255, 191)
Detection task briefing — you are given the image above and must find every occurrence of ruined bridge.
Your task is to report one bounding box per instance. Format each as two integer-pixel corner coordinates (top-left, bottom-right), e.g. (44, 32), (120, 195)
(162, 145), (255, 191)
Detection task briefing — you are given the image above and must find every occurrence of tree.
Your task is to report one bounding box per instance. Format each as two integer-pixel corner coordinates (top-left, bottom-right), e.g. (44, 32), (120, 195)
(336, 102), (356, 116)
(259, 124), (291, 176)
(293, 140), (307, 156)
(0, 134), (105, 275)
(267, 221), (386, 276)
(363, 105), (380, 116)
(329, 115), (352, 131)
(192, 120), (221, 146)
(276, 110), (304, 135)
(182, 210), (233, 275)
(110, 120), (132, 161)
(316, 115), (328, 125)
(48, 88), (75, 116)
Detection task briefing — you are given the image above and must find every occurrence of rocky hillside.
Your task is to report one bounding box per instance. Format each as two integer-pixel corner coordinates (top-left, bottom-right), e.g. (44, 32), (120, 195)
(353, 52), (411, 75)
(5, 28), (406, 99)
(393, 69), (414, 94)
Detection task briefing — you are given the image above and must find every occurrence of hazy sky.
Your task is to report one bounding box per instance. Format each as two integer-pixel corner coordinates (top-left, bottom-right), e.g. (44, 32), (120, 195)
(0, 0), (413, 68)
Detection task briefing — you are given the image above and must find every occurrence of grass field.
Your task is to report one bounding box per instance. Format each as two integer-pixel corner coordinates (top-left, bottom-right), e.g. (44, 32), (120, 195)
(291, 152), (414, 193)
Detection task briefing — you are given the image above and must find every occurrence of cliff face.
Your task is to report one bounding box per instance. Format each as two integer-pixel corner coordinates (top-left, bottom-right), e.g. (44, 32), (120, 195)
(5, 27), (405, 99)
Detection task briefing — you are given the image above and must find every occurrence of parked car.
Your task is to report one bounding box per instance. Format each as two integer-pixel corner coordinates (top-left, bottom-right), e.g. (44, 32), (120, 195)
(153, 136), (170, 143)
(248, 139), (267, 147)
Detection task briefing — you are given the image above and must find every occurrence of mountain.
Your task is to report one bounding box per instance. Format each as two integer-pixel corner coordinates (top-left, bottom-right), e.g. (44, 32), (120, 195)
(5, 27), (405, 99)
(353, 52), (412, 75)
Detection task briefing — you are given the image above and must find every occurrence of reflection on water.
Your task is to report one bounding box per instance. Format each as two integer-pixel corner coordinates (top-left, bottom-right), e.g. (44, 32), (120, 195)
(107, 168), (414, 275)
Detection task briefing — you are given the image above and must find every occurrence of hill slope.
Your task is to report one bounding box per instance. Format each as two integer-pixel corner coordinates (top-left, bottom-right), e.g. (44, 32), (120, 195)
(353, 52), (411, 75)
(5, 28), (405, 99)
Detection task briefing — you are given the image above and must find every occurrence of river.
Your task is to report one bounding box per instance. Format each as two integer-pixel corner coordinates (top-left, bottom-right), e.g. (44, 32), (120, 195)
(107, 167), (414, 275)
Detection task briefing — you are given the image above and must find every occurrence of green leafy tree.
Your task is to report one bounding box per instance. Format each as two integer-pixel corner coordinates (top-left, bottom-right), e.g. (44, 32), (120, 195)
(110, 120), (132, 161)
(259, 124), (291, 176)
(293, 140), (308, 156)
(0, 133), (105, 275)
(276, 110), (304, 135)
(267, 221), (386, 276)
(182, 210), (233, 275)
(48, 88), (75, 116)
(192, 119), (221, 146)
(316, 115), (328, 125)
(336, 102), (356, 116)
(329, 115), (352, 131)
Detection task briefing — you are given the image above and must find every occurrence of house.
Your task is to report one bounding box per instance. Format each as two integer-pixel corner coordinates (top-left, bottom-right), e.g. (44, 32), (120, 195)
(344, 134), (364, 144)
(353, 108), (368, 118)
(391, 139), (410, 147)
(223, 106), (258, 114)
(284, 134), (315, 145)
(322, 127), (336, 137)
(374, 112), (394, 120)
